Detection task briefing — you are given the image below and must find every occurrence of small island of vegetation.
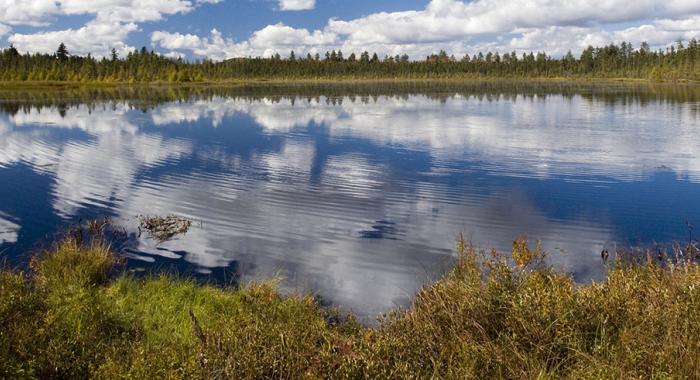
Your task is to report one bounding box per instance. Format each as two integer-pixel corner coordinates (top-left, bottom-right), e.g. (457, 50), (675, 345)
(1, 235), (698, 379)
(1, 39), (699, 84)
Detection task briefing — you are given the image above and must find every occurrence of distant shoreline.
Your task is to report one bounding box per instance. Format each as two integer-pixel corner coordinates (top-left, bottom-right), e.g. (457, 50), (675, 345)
(1, 76), (698, 89)
(4, 41), (699, 87)
(0, 78), (700, 91)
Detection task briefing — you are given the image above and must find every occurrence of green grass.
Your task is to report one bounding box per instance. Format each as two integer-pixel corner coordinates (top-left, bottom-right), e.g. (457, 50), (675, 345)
(1, 237), (699, 379)
(0, 75), (696, 88)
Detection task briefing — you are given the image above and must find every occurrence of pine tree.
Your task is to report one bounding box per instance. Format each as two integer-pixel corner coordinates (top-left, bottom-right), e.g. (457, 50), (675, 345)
(56, 43), (69, 61)
(1, 39), (699, 82)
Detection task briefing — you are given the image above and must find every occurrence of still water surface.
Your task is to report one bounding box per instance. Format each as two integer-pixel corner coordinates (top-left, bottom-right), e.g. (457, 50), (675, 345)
(1, 83), (699, 317)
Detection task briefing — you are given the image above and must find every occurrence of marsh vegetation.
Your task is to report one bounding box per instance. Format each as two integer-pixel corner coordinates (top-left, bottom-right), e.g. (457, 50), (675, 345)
(1, 235), (698, 379)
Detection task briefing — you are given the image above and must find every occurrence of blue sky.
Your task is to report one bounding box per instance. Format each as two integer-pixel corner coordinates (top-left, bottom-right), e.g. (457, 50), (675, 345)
(130, 0), (429, 49)
(1, 0), (699, 60)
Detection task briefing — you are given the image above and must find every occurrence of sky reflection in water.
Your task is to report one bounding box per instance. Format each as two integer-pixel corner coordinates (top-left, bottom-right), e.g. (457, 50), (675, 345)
(1, 84), (699, 318)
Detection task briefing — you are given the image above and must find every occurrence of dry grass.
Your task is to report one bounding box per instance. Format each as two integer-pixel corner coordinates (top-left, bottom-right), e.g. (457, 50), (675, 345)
(1, 236), (698, 379)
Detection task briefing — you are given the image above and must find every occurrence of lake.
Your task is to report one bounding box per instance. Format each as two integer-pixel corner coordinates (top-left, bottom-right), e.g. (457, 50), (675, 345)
(1, 82), (699, 318)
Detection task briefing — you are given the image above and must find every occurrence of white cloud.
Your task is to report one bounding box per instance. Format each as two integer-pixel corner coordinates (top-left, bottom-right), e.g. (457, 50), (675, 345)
(501, 17), (700, 57)
(279, 0), (315, 11)
(9, 20), (137, 57)
(0, 0), (60, 26)
(2, 0), (218, 57)
(152, 24), (338, 60)
(148, 0), (700, 60)
(152, 29), (244, 60)
(4, 0), (700, 61)
(0, 0), (195, 26)
(163, 51), (186, 59)
(323, 0), (700, 54)
(152, 30), (208, 51)
(251, 23), (335, 46)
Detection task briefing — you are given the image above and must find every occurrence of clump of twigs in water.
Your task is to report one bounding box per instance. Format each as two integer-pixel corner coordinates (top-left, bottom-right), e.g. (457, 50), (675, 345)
(138, 215), (192, 243)
(65, 217), (128, 247)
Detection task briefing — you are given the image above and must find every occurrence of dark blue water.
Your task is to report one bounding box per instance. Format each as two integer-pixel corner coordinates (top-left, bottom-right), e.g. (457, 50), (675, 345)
(1, 83), (699, 317)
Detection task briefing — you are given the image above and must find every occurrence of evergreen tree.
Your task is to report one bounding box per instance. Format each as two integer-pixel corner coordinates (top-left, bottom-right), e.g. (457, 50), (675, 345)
(56, 43), (69, 61)
(6, 44), (19, 59)
(360, 51), (370, 63)
(1, 39), (699, 83)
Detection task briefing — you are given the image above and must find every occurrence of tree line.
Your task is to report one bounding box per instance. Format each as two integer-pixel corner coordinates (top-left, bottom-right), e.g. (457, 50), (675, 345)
(1, 40), (699, 82)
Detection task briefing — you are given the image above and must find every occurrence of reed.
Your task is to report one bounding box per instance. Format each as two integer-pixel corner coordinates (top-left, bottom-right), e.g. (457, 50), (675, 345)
(1, 236), (698, 379)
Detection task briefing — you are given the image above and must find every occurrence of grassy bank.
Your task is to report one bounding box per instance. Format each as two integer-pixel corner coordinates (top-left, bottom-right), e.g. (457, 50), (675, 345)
(0, 75), (696, 89)
(2, 237), (699, 379)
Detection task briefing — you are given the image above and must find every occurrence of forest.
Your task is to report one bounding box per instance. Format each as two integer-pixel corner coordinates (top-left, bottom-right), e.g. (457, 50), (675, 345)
(0, 40), (699, 83)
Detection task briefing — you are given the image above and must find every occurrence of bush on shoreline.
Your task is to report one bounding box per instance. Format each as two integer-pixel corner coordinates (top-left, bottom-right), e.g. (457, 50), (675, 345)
(1, 237), (699, 379)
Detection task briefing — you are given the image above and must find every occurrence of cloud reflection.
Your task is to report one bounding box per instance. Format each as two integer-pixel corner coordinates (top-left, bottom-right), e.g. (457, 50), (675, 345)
(2, 104), (192, 216)
(0, 213), (19, 244)
(209, 94), (700, 181)
(0, 89), (697, 317)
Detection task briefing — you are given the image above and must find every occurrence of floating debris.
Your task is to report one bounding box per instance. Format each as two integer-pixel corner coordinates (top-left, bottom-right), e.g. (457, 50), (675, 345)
(138, 215), (192, 243)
